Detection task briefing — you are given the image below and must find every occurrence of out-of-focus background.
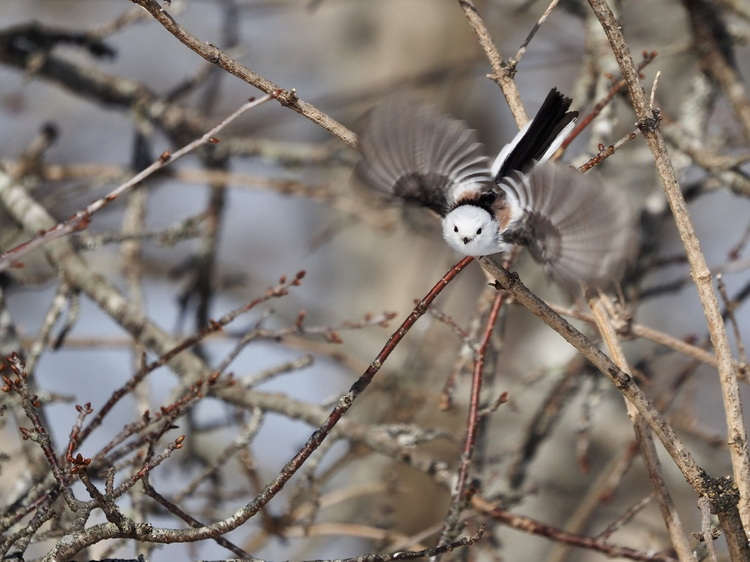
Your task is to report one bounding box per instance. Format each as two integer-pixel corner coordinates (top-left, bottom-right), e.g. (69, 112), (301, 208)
(1, 1), (749, 560)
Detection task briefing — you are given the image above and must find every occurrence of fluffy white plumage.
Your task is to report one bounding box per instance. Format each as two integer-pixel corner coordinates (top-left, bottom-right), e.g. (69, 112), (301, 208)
(441, 205), (509, 256)
(354, 89), (638, 291)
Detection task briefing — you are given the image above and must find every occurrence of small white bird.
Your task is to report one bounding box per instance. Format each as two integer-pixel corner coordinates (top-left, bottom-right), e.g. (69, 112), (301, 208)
(355, 88), (638, 291)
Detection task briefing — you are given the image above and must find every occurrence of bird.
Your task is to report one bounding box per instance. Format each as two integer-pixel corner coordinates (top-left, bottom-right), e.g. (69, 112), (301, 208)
(354, 88), (638, 291)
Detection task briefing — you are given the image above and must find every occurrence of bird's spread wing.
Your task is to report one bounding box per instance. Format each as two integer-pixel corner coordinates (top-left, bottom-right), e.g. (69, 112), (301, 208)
(500, 161), (638, 290)
(355, 95), (493, 217)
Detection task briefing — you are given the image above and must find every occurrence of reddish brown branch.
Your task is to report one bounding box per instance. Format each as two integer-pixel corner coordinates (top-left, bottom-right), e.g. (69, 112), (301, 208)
(475, 497), (677, 562)
(439, 290), (506, 544)
(240, 257), (474, 521)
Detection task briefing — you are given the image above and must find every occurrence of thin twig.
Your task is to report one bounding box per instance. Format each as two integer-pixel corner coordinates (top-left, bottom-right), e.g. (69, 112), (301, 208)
(511, 0), (561, 66)
(717, 274), (748, 368)
(474, 495), (677, 562)
(0, 95), (273, 273)
(697, 496), (720, 562)
(129, 0), (357, 146)
(562, 50), (658, 151)
(548, 303), (724, 368)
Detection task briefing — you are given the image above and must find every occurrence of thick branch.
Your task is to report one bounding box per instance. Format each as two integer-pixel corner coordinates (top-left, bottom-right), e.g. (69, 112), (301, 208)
(478, 257), (708, 488)
(588, 0), (750, 537)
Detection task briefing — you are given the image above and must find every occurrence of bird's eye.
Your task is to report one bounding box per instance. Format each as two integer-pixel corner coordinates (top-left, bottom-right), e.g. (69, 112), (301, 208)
(476, 228), (482, 235)
(453, 226), (458, 233)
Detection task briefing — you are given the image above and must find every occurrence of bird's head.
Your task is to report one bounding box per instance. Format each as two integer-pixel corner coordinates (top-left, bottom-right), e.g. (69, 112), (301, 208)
(442, 205), (504, 256)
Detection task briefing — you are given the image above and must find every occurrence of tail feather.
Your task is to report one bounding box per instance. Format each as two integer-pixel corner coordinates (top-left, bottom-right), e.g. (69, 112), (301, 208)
(492, 88), (578, 179)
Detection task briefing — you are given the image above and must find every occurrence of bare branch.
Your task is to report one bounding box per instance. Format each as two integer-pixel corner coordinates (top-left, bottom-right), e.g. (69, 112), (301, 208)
(589, 0), (750, 544)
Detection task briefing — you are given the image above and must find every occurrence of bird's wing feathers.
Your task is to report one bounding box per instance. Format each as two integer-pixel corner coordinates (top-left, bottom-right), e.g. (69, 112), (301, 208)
(500, 161), (638, 290)
(355, 95), (493, 216)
